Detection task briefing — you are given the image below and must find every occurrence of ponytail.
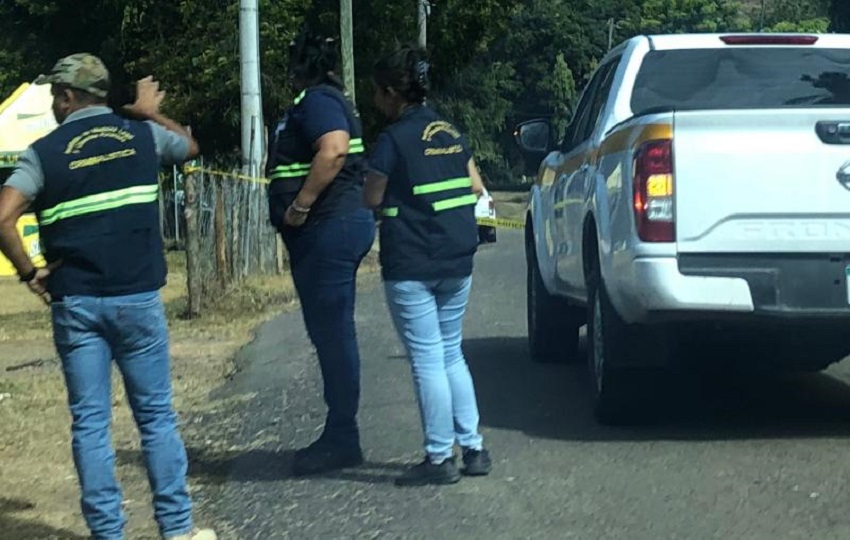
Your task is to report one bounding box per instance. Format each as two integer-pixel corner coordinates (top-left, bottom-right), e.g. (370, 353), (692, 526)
(373, 46), (431, 103)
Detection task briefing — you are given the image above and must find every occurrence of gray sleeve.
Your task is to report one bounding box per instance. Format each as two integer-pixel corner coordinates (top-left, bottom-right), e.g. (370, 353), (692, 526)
(2, 148), (44, 200)
(145, 121), (191, 166)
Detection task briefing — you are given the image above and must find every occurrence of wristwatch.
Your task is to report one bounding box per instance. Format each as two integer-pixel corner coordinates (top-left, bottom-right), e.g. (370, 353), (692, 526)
(19, 267), (37, 283)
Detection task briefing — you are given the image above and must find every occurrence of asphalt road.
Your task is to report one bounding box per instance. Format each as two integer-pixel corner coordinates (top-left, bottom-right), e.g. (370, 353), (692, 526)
(189, 229), (850, 540)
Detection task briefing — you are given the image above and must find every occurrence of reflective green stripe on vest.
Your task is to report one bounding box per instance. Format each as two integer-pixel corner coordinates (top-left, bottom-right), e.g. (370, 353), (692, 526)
(270, 162), (311, 180)
(39, 184), (159, 226)
(432, 194), (478, 212)
(408, 176), (476, 212)
(270, 138), (364, 181)
(350, 138), (365, 154)
(412, 177), (472, 195)
(381, 207), (399, 217)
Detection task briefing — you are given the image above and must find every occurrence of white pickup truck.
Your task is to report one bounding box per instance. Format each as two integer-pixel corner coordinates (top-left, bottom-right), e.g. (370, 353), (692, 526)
(515, 33), (850, 424)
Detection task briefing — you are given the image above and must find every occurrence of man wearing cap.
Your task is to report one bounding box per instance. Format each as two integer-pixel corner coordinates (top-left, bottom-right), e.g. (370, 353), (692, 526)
(0, 53), (216, 540)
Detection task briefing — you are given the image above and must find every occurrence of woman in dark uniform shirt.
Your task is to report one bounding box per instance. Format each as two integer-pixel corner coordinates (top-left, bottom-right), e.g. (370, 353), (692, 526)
(364, 46), (492, 487)
(266, 28), (375, 476)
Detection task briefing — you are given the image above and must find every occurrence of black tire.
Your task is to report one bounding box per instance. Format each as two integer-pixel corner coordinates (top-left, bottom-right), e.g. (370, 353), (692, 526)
(526, 242), (583, 363)
(586, 272), (668, 425)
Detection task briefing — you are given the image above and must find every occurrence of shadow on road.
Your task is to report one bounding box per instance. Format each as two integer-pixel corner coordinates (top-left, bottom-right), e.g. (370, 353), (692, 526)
(464, 336), (850, 442)
(0, 498), (86, 540)
(116, 448), (408, 487)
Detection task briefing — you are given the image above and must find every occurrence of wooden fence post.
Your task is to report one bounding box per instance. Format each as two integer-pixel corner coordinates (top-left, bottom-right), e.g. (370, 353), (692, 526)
(230, 174), (242, 281)
(183, 163), (202, 318)
(214, 176), (228, 290)
(158, 175), (166, 245)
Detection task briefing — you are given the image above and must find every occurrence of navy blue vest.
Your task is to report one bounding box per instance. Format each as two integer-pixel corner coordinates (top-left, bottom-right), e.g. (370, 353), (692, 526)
(266, 84), (366, 229)
(31, 112), (165, 298)
(379, 105), (479, 281)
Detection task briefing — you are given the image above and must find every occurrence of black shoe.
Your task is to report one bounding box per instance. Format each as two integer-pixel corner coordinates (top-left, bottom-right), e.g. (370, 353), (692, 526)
(461, 448), (492, 476)
(291, 440), (364, 477)
(394, 456), (461, 487)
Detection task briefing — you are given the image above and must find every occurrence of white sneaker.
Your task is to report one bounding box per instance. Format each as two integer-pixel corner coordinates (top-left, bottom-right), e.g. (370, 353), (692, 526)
(165, 528), (217, 540)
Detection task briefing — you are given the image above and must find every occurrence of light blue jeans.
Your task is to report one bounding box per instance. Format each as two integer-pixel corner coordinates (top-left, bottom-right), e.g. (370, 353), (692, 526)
(384, 276), (484, 462)
(51, 291), (193, 540)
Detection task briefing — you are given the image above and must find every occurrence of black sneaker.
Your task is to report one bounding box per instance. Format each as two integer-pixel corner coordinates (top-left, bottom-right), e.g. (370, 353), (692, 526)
(394, 456), (461, 487)
(291, 440), (364, 477)
(461, 448), (492, 476)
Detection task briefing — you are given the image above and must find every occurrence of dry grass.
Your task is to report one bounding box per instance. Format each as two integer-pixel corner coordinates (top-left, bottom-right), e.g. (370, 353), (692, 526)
(0, 249), (378, 539)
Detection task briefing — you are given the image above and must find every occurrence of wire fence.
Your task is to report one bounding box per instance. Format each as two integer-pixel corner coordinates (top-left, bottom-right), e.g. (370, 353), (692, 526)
(159, 158), (523, 316)
(170, 161), (286, 314)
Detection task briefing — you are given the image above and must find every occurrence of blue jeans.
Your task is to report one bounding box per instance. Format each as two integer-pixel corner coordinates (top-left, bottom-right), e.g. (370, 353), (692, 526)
(280, 208), (376, 449)
(52, 291), (192, 540)
(384, 276), (484, 462)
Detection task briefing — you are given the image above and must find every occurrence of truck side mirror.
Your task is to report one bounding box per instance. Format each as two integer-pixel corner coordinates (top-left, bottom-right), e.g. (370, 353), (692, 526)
(514, 119), (552, 177)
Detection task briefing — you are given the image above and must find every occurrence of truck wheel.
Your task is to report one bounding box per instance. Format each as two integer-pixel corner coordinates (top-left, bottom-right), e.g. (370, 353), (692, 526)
(527, 244), (583, 363)
(586, 275), (653, 425)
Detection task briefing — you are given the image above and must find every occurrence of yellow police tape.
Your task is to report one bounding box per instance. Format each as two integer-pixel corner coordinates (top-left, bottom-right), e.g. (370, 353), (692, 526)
(181, 165), (526, 230)
(183, 165), (270, 185)
(475, 217), (525, 230)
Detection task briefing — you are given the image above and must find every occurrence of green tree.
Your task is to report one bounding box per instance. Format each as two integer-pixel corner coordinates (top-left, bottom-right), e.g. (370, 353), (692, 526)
(753, 0), (829, 32)
(620, 0), (751, 35)
(431, 0), (588, 182)
(10, 0), (835, 185)
(0, 0), (310, 156)
(830, 0), (850, 32)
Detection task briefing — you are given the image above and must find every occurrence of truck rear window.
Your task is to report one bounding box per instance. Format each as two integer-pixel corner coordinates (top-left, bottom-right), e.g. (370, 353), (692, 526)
(631, 48), (850, 114)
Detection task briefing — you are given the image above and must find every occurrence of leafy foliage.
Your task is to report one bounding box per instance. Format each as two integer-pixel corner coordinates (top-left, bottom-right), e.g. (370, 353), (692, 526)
(830, 0), (850, 32)
(0, 0), (841, 180)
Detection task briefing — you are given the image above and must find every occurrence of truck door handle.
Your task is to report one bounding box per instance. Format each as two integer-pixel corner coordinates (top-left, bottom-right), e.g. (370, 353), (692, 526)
(816, 121), (850, 145)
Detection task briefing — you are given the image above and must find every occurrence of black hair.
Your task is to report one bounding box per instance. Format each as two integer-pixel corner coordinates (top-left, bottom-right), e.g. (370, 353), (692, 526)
(288, 26), (343, 90)
(373, 46), (430, 103)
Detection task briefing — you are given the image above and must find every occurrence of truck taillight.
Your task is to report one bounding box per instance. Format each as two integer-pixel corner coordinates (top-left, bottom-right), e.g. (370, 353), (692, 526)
(633, 139), (674, 242)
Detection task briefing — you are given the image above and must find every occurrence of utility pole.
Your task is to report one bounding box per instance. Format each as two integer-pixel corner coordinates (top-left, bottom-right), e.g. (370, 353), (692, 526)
(607, 18), (614, 51)
(417, 0), (428, 49)
(239, 0), (264, 178)
(341, 0), (355, 102)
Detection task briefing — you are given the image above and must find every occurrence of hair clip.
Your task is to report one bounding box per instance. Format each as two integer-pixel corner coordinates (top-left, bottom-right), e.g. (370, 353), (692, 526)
(415, 60), (429, 86)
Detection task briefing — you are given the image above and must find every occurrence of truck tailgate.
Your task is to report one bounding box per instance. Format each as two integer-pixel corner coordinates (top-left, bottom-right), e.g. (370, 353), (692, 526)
(673, 109), (850, 253)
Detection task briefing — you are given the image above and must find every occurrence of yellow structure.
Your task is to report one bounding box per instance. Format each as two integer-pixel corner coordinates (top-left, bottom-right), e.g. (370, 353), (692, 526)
(0, 82), (58, 162)
(0, 214), (45, 276)
(0, 82), (57, 277)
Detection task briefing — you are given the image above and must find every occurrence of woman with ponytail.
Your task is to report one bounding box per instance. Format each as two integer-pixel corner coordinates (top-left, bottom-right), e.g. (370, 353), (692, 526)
(266, 27), (375, 477)
(364, 46), (492, 487)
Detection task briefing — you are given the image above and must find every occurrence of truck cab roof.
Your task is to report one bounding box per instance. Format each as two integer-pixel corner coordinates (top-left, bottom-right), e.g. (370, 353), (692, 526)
(632, 32), (850, 51)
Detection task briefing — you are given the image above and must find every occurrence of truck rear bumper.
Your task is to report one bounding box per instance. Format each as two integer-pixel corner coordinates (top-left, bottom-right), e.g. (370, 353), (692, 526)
(611, 257), (754, 323)
(611, 253), (850, 324)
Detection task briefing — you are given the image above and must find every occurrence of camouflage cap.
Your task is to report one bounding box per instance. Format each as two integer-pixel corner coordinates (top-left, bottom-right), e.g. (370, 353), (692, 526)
(34, 53), (110, 98)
